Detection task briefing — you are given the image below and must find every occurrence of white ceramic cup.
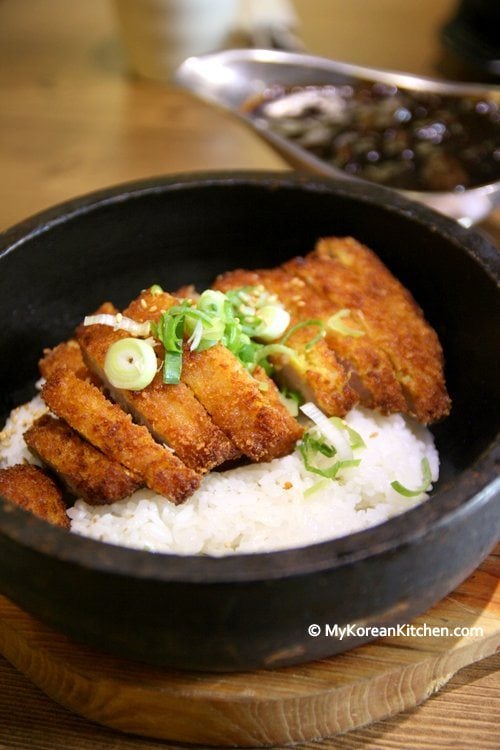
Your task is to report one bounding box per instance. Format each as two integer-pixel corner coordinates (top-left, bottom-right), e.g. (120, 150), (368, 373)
(114, 0), (238, 83)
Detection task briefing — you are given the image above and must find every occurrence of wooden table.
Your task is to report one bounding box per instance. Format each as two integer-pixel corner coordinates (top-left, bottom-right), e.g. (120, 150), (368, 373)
(0, 1), (498, 747)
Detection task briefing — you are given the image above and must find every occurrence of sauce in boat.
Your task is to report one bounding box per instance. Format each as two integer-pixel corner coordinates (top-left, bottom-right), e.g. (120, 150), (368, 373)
(247, 81), (500, 192)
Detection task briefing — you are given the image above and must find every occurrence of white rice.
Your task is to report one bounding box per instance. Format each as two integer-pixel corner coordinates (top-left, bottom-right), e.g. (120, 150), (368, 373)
(0, 394), (48, 468)
(0, 395), (439, 556)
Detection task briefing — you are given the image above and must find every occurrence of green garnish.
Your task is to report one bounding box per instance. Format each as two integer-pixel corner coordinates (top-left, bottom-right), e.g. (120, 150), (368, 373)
(96, 285), (331, 388)
(280, 319), (325, 349)
(279, 387), (303, 416)
(151, 301), (190, 384)
(254, 304), (291, 342)
(299, 431), (361, 479)
(330, 417), (366, 450)
(328, 309), (365, 337)
(298, 402), (367, 482)
(224, 286), (288, 339)
(304, 479), (330, 498)
(391, 457), (432, 497)
(148, 286), (295, 384)
(103, 337), (157, 391)
(163, 349), (182, 384)
(254, 343), (296, 363)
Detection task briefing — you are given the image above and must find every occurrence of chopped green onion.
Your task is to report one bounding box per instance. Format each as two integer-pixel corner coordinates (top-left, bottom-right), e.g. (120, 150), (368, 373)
(328, 309), (365, 337)
(83, 314), (150, 338)
(152, 308), (186, 384)
(103, 338), (157, 391)
(224, 286), (290, 345)
(304, 330), (326, 350)
(254, 305), (291, 342)
(197, 289), (227, 317)
(187, 319), (204, 351)
(225, 285), (275, 313)
(99, 284), (323, 388)
(279, 387), (303, 416)
(223, 317), (242, 351)
(302, 432), (336, 459)
(304, 479), (330, 498)
(163, 350), (183, 385)
(300, 402), (353, 461)
(391, 457), (433, 497)
(299, 431), (361, 479)
(254, 343), (296, 362)
(330, 417), (366, 450)
(280, 319), (325, 347)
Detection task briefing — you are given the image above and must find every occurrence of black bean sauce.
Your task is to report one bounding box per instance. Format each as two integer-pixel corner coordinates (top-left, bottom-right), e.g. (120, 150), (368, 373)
(249, 82), (500, 192)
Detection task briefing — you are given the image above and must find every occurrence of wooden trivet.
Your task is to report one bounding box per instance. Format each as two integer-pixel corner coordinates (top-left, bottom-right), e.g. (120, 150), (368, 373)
(0, 545), (498, 746)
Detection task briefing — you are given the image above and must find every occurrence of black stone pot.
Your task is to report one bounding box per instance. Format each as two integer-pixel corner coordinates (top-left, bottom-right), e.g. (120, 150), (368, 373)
(0, 172), (498, 672)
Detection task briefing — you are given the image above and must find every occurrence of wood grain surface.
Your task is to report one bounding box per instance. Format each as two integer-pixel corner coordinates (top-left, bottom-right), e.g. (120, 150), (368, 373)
(0, 545), (498, 746)
(0, 1), (498, 747)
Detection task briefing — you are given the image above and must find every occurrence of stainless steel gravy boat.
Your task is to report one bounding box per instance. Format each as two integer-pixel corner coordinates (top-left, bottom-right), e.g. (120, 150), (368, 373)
(176, 48), (500, 226)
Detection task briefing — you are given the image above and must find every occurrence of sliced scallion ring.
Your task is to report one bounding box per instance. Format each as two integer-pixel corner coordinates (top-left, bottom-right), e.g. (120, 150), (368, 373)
(197, 289), (227, 317)
(83, 314), (151, 338)
(254, 343), (296, 363)
(254, 305), (291, 342)
(299, 431), (361, 479)
(163, 349), (183, 385)
(304, 478), (330, 498)
(300, 402), (353, 461)
(327, 309), (364, 337)
(330, 417), (366, 450)
(391, 457), (433, 497)
(104, 338), (157, 391)
(279, 386), (303, 416)
(280, 319), (325, 347)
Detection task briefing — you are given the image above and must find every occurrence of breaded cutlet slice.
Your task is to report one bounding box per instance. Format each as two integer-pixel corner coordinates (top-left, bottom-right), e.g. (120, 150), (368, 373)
(39, 339), (89, 380)
(213, 268), (358, 417)
(281, 256), (408, 415)
(24, 414), (142, 505)
(125, 289), (303, 462)
(180, 343), (303, 461)
(307, 237), (451, 423)
(77, 315), (241, 473)
(41, 369), (201, 504)
(122, 288), (178, 322)
(0, 464), (69, 528)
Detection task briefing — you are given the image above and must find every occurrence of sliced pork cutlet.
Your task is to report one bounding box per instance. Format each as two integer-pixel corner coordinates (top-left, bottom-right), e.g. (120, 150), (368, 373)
(306, 237), (451, 423)
(180, 343), (303, 461)
(282, 257), (407, 415)
(41, 369), (200, 504)
(122, 288), (179, 322)
(125, 289), (303, 461)
(214, 268), (358, 417)
(0, 464), (69, 528)
(24, 414), (142, 505)
(77, 316), (240, 473)
(39, 339), (90, 380)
